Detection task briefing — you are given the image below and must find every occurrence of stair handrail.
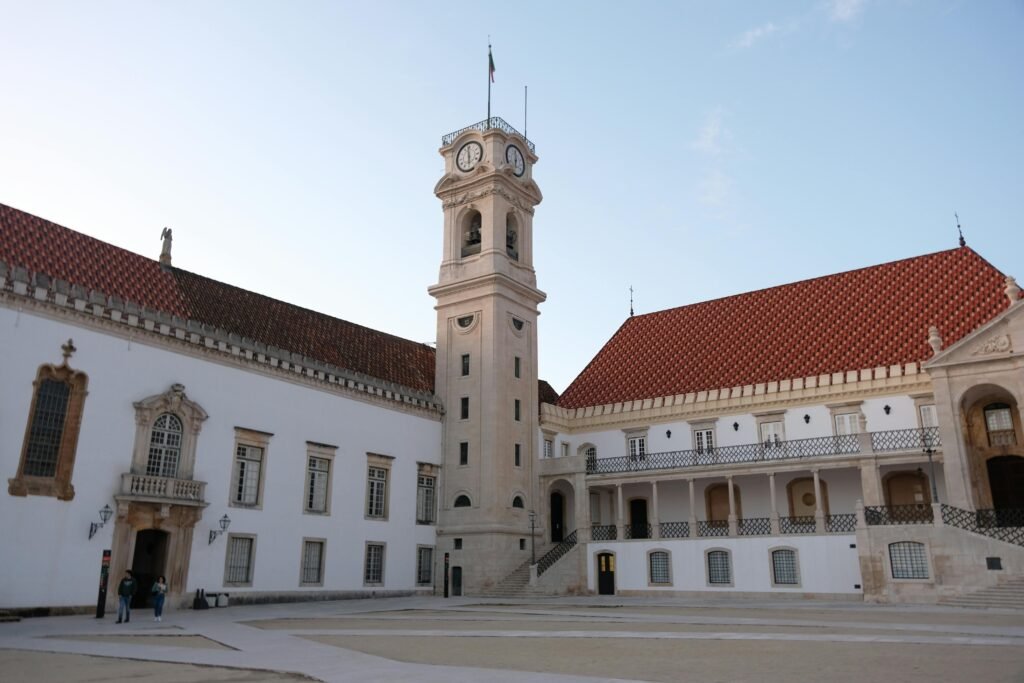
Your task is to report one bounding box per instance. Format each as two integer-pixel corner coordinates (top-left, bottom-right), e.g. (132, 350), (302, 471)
(940, 504), (1024, 547)
(536, 530), (578, 576)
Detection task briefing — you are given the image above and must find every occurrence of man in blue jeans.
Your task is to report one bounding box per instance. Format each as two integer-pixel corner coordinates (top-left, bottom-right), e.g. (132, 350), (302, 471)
(115, 570), (136, 623)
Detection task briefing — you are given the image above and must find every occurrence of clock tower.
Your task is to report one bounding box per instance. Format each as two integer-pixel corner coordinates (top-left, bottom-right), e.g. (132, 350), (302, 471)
(429, 118), (544, 594)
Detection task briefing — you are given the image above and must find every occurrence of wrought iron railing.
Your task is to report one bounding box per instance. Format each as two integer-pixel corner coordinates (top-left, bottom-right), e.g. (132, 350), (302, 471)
(536, 529), (577, 576)
(779, 516), (817, 534)
(941, 506), (1024, 546)
(441, 117), (536, 152)
(591, 524), (617, 541)
(120, 473), (206, 503)
(864, 504), (934, 525)
(871, 427), (941, 452)
(826, 513), (857, 533)
(698, 520), (730, 537)
(624, 523), (652, 540)
(738, 517), (772, 536)
(660, 521), (690, 539)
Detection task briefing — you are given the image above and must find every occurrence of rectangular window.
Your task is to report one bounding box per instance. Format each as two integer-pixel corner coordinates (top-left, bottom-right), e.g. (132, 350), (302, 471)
(514, 356), (521, 378)
(461, 354), (470, 376)
(366, 466), (388, 518)
(460, 397), (469, 420)
(225, 535), (255, 585)
(628, 436), (647, 460)
(759, 421), (784, 447)
(22, 379), (71, 478)
(771, 549), (798, 585)
(453, 538), (463, 550)
(364, 543), (385, 585)
(694, 429), (713, 454)
(305, 456), (330, 513)
(707, 550), (731, 585)
(232, 445), (264, 507)
(543, 439), (553, 458)
(649, 551), (671, 584)
(416, 546), (433, 585)
(919, 404), (938, 428)
(301, 539), (325, 585)
(560, 442), (569, 458)
(514, 443), (521, 467)
(514, 399), (521, 421)
(417, 475), (436, 524)
(889, 542), (929, 579)
(459, 442), (469, 466)
(834, 413), (860, 435)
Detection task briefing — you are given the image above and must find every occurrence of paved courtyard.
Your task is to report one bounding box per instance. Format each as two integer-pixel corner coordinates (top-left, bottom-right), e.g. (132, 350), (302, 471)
(2, 596), (1023, 682)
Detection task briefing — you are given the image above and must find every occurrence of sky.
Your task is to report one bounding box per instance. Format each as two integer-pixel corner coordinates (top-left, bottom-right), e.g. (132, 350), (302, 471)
(1, 1), (1022, 393)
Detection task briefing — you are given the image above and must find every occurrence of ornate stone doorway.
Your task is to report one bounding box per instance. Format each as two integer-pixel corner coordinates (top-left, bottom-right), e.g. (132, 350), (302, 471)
(130, 529), (168, 608)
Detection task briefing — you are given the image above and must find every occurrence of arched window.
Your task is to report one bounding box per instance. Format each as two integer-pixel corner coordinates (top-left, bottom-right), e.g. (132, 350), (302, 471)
(461, 210), (482, 257)
(648, 550), (671, 585)
(984, 403), (1016, 446)
(512, 495), (525, 508)
(453, 494), (472, 508)
(889, 541), (928, 579)
(505, 213), (519, 261)
(147, 413), (183, 478)
(771, 548), (799, 586)
(706, 549), (732, 585)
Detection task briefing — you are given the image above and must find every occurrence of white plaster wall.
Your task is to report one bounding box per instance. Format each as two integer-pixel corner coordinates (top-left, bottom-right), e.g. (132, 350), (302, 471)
(587, 536), (862, 594)
(0, 308), (441, 608)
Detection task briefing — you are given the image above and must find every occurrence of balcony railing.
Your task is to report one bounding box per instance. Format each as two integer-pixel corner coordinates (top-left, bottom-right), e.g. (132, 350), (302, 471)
(738, 517), (772, 536)
(826, 513), (857, 533)
(120, 473), (207, 505)
(624, 523), (652, 540)
(587, 427), (941, 475)
(698, 520), (730, 537)
(779, 516), (817, 534)
(591, 524), (617, 541)
(660, 521), (690, 538)
(441, 117), (536, 153)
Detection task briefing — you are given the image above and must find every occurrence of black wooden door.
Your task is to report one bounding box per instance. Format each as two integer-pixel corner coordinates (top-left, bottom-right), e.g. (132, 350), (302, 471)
(451, 566), (462, 596)
(629, 498), (649, 539)
(550, 491), (565, 542)
(988, 456), (1024, 514)
(597, 553), (615, 595)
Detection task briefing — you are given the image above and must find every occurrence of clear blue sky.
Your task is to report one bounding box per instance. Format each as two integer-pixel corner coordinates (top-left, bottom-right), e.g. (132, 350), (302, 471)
(2, 1), (1021, 393)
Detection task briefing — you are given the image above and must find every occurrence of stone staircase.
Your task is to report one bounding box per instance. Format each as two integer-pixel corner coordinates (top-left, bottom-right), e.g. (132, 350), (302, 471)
(475, 545), (558, 598)
(941, 578), (1024, 610)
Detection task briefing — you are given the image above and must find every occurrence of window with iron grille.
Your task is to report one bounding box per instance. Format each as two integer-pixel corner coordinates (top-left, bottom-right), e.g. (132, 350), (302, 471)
(771, 549), (799, 585)
(544, 439), (553, 458)
(694, 429), (714, 454)
(225, 535), (255, 585)
(417, 475), (436, 524)
(889, 542), (929, 579)
(461, 353), (470, 376)
(512, 495), (525, 508)
(366, 466), (388, 518)
(649, 551), (671, 584)
(628, 436), (647, 460)
(364, 543), (385, 584)
(707, 550), (731, 585)
(232, 445), (263, 506)
(301, 539), (324, 585)
(305, 456), (330, 513)
(560, 442), (569, 458)
(416, 546), (433, 585)
(23, 379), (71, 478)
(985, 403), (1015, 446)
(146, 413), (183, 478)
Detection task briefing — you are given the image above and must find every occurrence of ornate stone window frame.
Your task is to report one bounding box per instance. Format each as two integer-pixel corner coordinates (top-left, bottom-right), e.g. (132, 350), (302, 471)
(9, 353), (89, 501)
(689, 417), (717, 454)
(623, 426), (649, 460)
(753, 410), (787, 444)
(131, 384), (208, 480)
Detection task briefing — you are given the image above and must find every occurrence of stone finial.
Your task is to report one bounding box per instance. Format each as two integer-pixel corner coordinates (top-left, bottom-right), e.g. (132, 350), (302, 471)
(61, 338), (77, 364)
(928, 326), (943, 356)
(160, 227), (173, 266)
(1005, 276), (1021, 306)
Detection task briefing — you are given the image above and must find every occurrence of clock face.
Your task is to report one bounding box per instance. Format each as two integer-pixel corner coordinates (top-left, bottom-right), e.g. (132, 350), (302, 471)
(506, 144), (525, 177)
(456, 142), (483, 172)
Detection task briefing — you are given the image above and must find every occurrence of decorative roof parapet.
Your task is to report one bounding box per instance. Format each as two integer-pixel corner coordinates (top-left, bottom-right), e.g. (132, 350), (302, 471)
(0, 258), (443, 414)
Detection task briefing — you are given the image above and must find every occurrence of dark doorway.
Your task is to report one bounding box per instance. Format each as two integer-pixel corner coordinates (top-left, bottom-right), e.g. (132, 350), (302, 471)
(988, 456), (1024, 512)
(629, 498), (649, 539)
(451, 566), (463, 596)
(597, 552), (615, 595)
(130, 529), (169, 608)
(550, 491), (565, 543)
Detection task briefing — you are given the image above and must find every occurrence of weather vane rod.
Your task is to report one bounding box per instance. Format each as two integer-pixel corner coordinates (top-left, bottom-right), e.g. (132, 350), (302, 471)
(629, 286), (634, 317)
(955, 212), (965, 247)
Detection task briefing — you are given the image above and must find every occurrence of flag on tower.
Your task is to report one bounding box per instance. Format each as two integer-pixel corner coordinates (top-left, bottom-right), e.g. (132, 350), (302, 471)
(489, 46), (495, 83)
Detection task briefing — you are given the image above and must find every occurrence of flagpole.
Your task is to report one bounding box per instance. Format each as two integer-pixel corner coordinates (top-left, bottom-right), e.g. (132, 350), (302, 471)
(524, 85), (528, 139)
(487, 42), (492, 126)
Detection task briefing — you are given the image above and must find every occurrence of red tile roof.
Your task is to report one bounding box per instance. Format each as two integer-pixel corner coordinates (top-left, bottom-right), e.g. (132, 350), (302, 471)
(0, 202), (436, 395)
(538, 379), (560, 409)
(557, 247), (1013, 409)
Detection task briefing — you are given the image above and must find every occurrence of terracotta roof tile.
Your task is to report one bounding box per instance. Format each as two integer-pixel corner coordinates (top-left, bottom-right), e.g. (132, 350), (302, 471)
(538, 379), (560, 409)
(557, 247), (1011, 409)
(0, 202), (436, 395)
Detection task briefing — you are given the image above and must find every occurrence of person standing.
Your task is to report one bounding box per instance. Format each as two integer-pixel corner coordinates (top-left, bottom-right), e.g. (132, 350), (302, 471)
(115, 570), (136, 624)
(151, 575), (168, 622)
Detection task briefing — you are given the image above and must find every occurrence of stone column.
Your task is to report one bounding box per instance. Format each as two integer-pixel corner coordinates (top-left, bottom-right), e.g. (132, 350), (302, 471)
(575, 474), (591, 542)
(727, 476), (738, 537)
(812, 469), (825, 533)
(769, 472), (780, 535)
(650, 480), (661, 539)
(615, 484), (625, 539)
(859, 461), (884, 506)
(688, 478), (697, 538)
